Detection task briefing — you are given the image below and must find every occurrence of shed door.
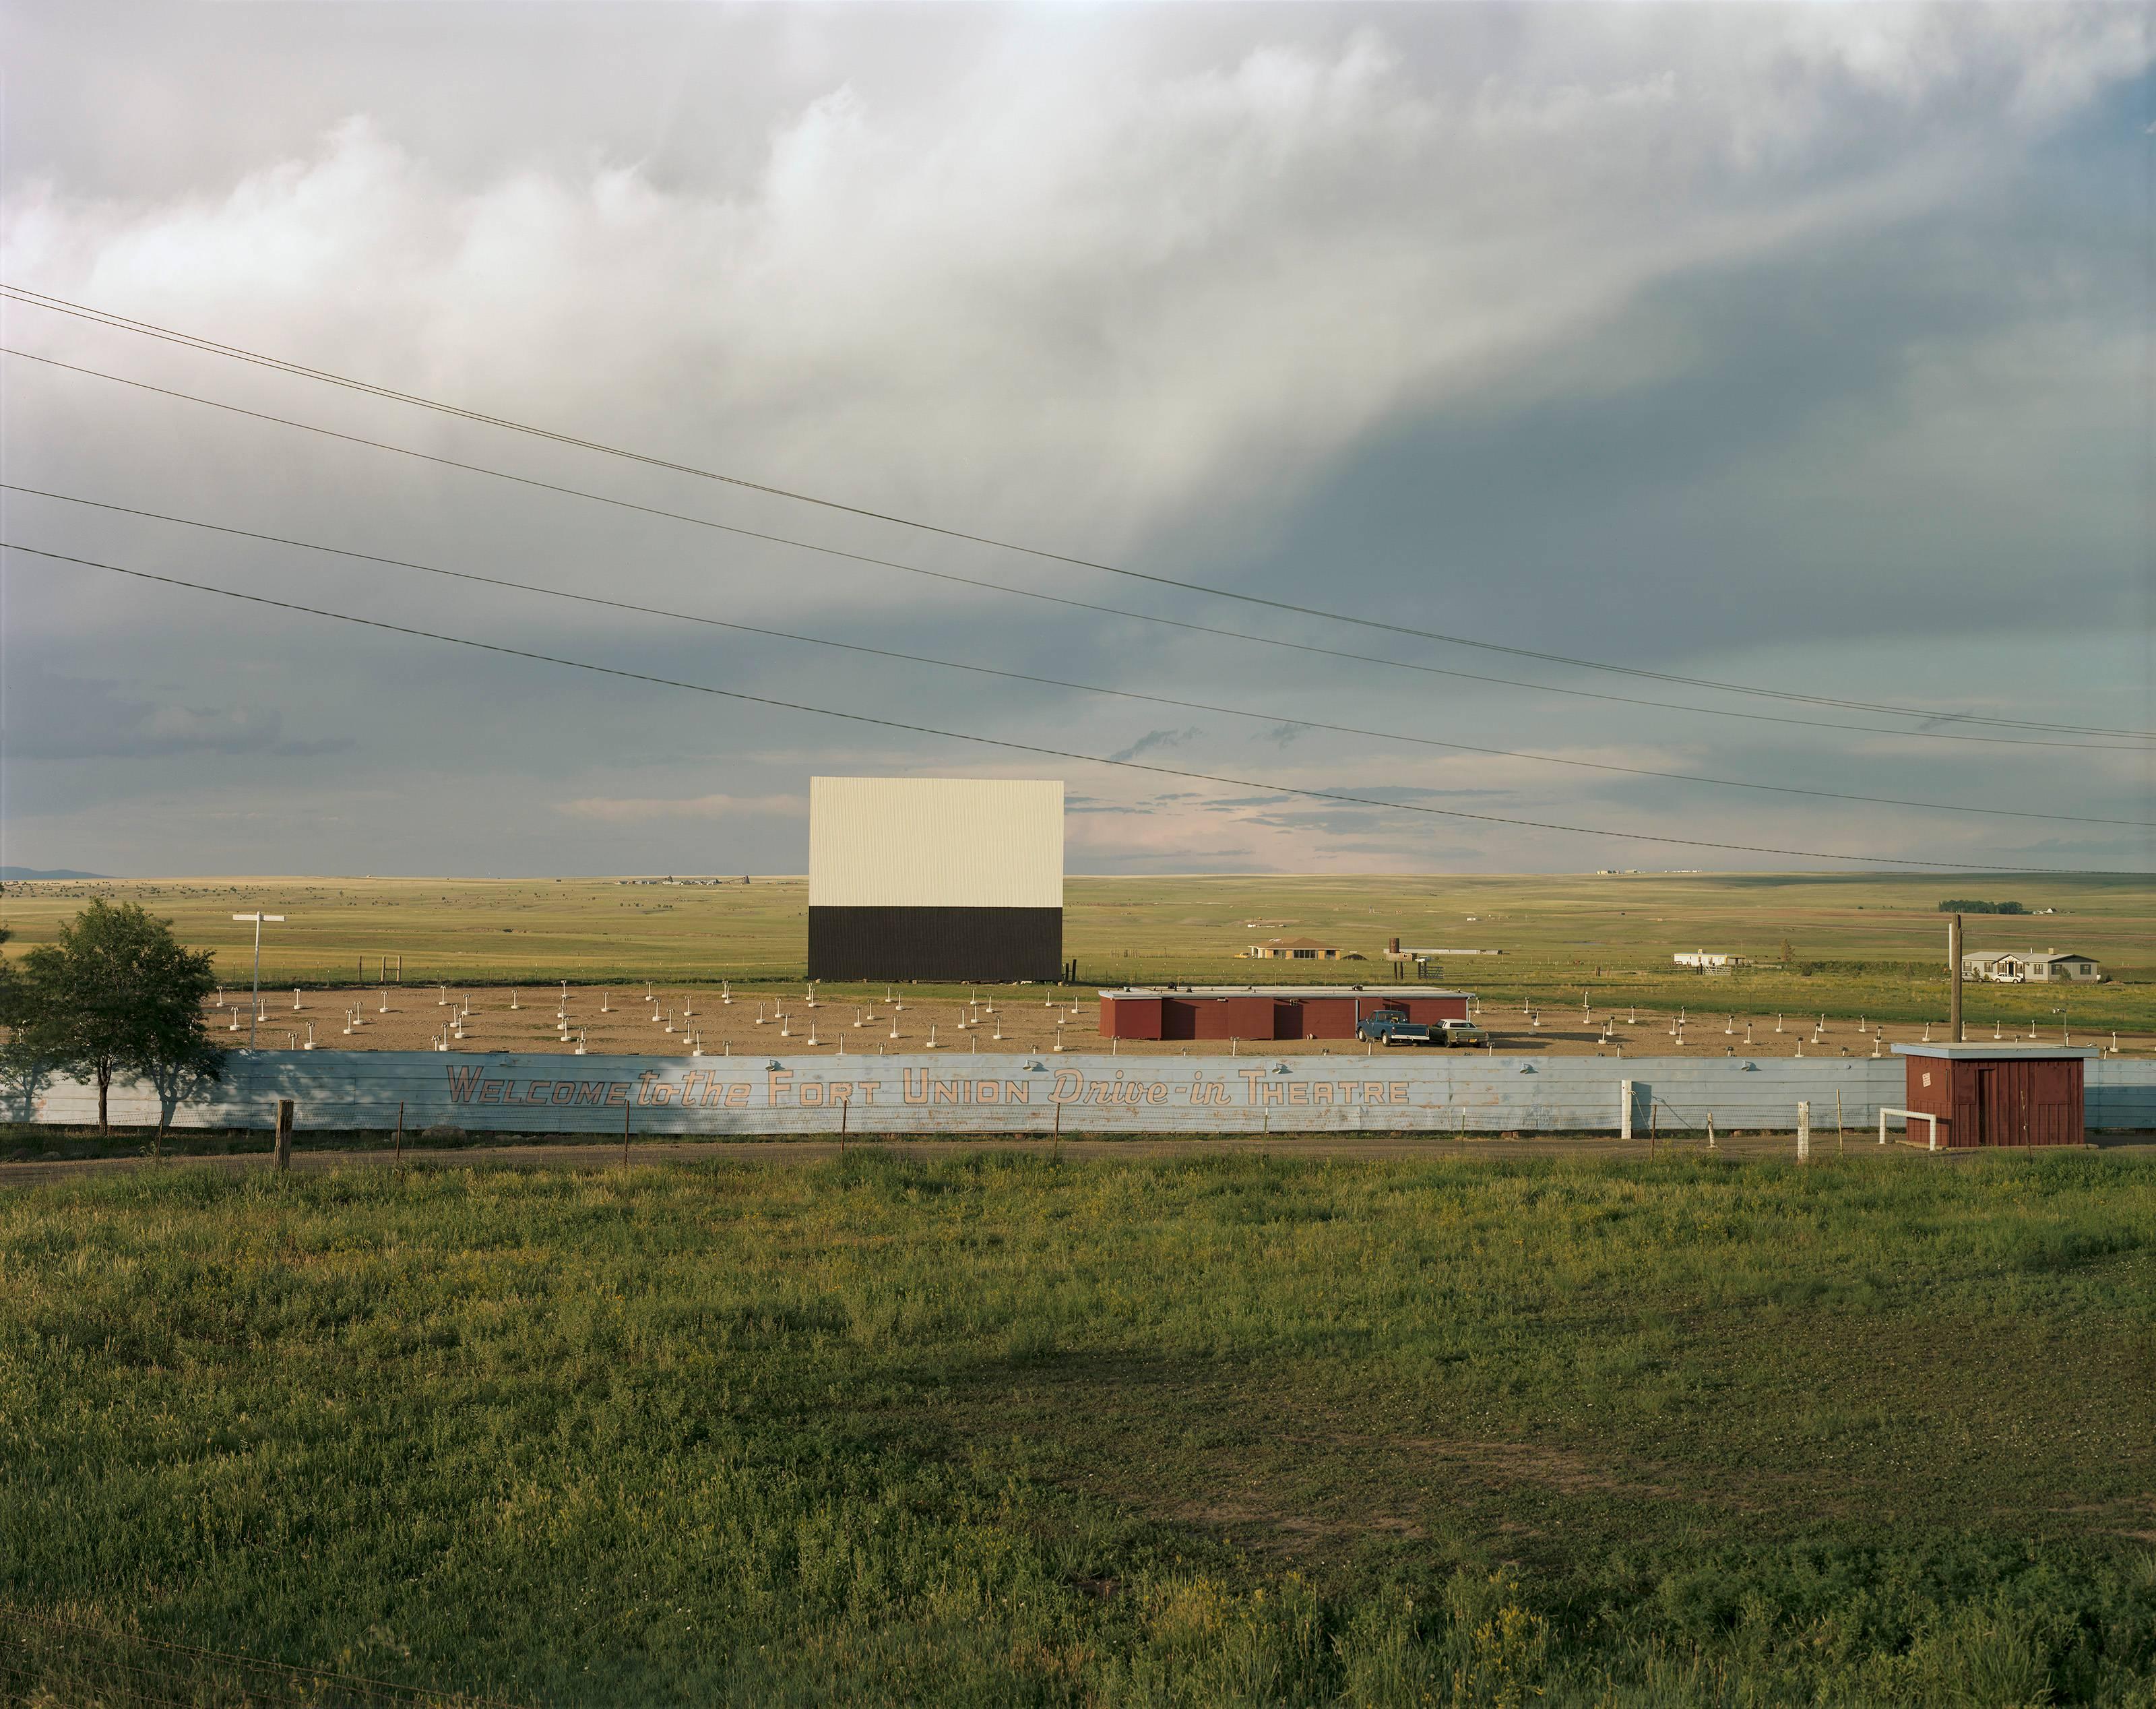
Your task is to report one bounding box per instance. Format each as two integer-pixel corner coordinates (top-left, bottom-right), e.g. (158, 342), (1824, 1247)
(2031, 1061), (2081, 1147)
(1975, 1063), (2035, 1146)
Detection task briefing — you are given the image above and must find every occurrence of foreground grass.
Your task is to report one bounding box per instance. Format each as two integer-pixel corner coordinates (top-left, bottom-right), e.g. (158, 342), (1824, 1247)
(2, 1153), (2153, 1705)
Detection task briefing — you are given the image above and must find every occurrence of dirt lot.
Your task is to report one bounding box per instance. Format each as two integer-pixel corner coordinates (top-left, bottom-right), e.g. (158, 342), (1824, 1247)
(207, 984), (2151, 1060)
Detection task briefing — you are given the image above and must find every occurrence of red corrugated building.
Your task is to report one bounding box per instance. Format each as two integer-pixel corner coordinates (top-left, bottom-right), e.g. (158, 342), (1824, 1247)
(1893, 1043), (2093, 1147)
(1099, 985), (1471, 1042)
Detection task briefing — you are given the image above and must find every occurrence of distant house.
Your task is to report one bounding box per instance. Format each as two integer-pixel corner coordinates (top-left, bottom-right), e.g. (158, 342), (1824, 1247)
(1673, 951), (1747, 970)
(1246, 936), (1341, 961)
(1963, 950), (2101, 984)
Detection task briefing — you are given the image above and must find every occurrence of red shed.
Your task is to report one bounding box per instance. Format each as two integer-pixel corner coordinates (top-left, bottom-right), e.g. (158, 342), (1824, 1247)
(1892, 1043), (2093, 1148)
(1099, 985), (1471, 1042)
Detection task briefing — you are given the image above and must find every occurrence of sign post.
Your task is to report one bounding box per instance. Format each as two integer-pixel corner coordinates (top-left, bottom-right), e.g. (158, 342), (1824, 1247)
(232, 913), (286, 1049)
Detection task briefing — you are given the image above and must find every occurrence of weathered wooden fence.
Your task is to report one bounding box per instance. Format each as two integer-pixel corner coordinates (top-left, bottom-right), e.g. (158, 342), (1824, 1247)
(15, 1051), (2156, 1136)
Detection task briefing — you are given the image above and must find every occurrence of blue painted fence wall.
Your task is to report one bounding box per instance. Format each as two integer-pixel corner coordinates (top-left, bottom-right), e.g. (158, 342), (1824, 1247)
(18, 1051), (2156, 1135)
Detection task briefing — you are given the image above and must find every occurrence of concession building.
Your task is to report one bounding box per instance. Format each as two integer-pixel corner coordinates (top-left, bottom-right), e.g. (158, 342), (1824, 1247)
(806, 777), (1063, 982)
(1893, 1043), (2093, 1148)
(1100, 985), (1471, 1042)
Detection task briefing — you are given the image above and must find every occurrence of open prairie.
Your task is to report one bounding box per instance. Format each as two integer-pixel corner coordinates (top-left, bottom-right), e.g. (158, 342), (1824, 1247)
(3, 1150), (2153, 1705)
(5, 871), (2153, 1039)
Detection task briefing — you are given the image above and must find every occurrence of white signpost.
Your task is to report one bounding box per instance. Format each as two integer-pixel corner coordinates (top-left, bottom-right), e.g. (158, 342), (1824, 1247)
(232, 912), (285, 1050)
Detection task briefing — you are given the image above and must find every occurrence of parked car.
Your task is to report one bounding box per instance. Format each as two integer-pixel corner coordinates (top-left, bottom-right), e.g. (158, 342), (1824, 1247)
(1356, 1016), (1487, 1047)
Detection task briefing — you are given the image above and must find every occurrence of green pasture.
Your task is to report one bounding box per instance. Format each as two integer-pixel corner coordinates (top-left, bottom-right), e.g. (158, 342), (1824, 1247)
(3, 869), (2151, 1030)
(3, 1150), (2153, 1704)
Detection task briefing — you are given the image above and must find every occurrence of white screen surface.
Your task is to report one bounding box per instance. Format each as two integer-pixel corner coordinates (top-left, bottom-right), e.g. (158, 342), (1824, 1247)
(809, 778), (1063, 908)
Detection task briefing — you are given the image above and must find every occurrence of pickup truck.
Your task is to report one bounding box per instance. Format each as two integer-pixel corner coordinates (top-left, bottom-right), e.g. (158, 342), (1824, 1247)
(1355, 1016), (1488, 1048)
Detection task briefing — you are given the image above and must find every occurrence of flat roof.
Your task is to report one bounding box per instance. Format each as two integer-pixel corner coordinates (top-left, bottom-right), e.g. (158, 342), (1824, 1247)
(1893, 1043), (2099, 1060)
(1100, 985), (1472, 1001)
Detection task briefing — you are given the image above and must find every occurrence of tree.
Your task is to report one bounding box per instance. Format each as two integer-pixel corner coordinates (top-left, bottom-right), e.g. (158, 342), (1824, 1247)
(12, 900), (222, 1136)
(0, 900), (43, 1122)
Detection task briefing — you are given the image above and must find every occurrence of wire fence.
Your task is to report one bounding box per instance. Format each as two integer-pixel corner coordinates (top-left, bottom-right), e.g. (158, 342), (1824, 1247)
(0, 1607), (527, 1709)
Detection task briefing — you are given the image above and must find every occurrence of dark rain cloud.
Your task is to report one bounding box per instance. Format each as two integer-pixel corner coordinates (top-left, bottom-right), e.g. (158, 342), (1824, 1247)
(3, 3), (2144, 875)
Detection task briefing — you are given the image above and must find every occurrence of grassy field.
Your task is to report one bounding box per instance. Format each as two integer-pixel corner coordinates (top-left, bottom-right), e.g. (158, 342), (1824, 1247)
(3, 1150), (2153, 1704)
(4, 870), (2153, 1033)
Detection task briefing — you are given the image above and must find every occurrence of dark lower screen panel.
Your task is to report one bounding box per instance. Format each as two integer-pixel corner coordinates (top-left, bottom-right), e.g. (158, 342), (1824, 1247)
(807, 906), (1063, 983)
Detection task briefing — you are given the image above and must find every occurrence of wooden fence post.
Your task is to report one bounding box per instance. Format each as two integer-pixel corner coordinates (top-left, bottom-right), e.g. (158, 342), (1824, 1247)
(394, 1100), (404, 1169)
(274, 1098), (294, 1172)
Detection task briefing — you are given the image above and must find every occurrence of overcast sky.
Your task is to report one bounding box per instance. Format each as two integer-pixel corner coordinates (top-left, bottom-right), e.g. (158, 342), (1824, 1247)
(2, 1), (2149, 878)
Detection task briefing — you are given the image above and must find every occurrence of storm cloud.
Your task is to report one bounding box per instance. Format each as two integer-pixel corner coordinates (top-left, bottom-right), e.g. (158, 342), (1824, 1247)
(2, 1), (2145, 875)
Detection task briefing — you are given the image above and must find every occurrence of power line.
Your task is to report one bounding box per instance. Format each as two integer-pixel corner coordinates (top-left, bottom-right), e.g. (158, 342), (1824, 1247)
(13, 480), (2147, 832)
(5, 537), (2129, 874)
(7, 344), (2141, 756)
(4, 281), (2147, 743)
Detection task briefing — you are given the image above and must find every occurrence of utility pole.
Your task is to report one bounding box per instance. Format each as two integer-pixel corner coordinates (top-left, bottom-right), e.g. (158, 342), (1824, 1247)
(233, 912), (286, 1049)
(1948, 912), (1963, 1043)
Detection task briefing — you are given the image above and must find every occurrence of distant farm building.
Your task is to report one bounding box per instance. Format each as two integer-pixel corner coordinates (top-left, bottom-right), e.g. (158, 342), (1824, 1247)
(1674, 950), (1749, 972)
(1385, 938), (1502, 978)
(1960, 950), (2101, 984)
(1386, 938), (1504, 959)
(1246, 937), (1341, 961)
(1101, 985), (1471, 1041)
